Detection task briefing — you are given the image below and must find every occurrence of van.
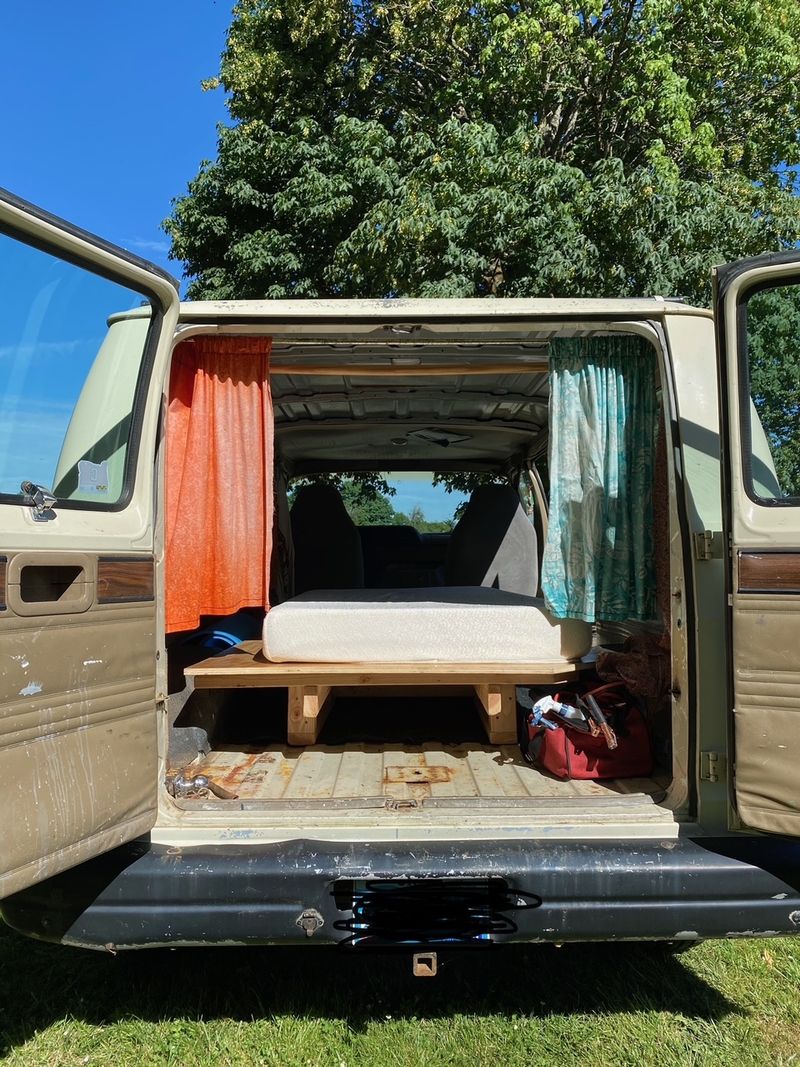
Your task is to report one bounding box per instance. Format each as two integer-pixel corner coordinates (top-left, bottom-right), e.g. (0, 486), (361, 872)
(1, 187), (799, 956)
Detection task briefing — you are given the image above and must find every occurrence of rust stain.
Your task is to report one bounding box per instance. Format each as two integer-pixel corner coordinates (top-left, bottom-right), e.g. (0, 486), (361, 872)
(224, 753), (263, 787)
(201, 752), (265, 791)
(383, 765), (453, 784)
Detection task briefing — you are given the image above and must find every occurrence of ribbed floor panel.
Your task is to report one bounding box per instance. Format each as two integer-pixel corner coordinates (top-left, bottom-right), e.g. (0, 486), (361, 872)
(190, 744), (669, 803)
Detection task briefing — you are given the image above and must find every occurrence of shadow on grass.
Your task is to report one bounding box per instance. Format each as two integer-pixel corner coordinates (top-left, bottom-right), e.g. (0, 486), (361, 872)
(0, 921), (738, 1055)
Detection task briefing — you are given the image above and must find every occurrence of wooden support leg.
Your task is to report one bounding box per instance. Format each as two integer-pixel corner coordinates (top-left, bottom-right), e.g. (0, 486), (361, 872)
(473, 684), (518, 745)
(287, 684), (334, 746)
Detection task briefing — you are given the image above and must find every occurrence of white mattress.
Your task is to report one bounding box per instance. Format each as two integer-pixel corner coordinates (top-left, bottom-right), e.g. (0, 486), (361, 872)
(263, 587), (592, 663)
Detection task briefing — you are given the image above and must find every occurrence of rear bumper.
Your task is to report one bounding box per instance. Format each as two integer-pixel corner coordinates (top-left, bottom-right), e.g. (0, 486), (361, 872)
(3, 835), (800, 951)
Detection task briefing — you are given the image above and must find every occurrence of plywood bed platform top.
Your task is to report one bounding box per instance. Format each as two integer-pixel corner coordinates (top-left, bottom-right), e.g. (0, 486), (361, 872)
(185, 640), (592, 688)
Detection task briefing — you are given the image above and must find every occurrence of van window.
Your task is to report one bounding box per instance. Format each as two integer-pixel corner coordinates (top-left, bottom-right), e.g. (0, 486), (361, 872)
(743, 281), (800, 502)
(0, 230), (154, 507)
(288, 473), (471, 532)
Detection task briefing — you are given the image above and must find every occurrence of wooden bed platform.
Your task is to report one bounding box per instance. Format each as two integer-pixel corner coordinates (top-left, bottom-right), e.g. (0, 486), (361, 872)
(185, 640), (590, 747)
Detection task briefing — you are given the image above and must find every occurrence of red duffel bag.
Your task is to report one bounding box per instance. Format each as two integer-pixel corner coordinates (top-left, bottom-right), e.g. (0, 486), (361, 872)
(525, 682), (653, 781)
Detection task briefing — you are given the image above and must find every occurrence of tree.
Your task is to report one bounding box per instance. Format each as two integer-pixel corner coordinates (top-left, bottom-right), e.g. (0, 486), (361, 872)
(288, 474), (457, 529)
(394, 503), (455, 533)
(166, 1), (800, 305)
(288, 472), (397, 524)
(339, 479), (398, 525)
(746, 286), (800, 497)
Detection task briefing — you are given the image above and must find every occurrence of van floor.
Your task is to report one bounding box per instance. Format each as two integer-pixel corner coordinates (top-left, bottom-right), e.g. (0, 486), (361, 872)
(190, 743), (669, 803)
(184, 693), (670, 804)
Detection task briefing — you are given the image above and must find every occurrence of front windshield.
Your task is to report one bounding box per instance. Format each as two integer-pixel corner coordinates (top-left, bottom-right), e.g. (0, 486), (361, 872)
(288, 472), (490, 531)
(383, 472), (466, 531)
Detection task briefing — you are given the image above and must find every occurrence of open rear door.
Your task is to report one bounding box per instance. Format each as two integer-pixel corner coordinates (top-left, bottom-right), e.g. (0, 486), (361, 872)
(715, 251), (800, 836)
(0, 190), (180, 897)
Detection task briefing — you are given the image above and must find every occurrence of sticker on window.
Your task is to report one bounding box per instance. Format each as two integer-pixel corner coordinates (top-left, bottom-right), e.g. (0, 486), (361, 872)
(77, 460), (110, 495)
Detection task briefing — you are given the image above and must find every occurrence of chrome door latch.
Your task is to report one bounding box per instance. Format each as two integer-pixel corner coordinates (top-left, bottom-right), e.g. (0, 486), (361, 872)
(20, 481), (57, 521)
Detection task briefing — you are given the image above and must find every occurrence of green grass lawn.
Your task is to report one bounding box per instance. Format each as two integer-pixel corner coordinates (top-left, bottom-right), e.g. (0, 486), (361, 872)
(1, 923), (799, 1067)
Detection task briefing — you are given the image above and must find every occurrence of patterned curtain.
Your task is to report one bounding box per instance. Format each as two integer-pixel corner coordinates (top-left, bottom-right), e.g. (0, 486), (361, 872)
(541, 335), (659, 623)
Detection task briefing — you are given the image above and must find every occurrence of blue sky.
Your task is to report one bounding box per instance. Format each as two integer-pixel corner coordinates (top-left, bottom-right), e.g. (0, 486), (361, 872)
(2, 5), (230, 493)
(3, 1), (232, 282)
(0, 13), (468, 522)
(386, 473), (466, 522)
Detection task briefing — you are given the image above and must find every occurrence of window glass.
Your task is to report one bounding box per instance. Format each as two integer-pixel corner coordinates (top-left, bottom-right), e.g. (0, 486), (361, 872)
(744, 282), (800, 501)
(0, 231), (153, 506)
(387, 473), (468, 531)
(288, 473), (472, 531)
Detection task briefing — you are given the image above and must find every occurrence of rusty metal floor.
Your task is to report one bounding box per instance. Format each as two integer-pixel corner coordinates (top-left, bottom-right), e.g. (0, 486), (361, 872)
(190, 744), (670, 803)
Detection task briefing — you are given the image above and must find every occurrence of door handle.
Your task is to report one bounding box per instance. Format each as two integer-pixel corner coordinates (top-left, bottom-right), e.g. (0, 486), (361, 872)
(5, 553), (95, 617)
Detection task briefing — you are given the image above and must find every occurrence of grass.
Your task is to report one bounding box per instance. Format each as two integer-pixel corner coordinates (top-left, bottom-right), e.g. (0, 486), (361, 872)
(1, 923), (799, 1067)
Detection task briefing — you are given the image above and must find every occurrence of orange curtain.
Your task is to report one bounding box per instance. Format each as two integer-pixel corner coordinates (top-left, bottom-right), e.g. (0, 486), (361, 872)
(165, 336), (273, 632)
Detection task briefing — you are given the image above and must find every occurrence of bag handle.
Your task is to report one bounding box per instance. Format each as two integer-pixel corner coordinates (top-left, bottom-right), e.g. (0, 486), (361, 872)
(554, 684), (625, 709)
(585, 681), (627, 702)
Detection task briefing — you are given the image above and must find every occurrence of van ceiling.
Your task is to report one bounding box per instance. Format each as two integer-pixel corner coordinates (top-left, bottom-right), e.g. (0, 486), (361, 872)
(270, 341), (551, 473)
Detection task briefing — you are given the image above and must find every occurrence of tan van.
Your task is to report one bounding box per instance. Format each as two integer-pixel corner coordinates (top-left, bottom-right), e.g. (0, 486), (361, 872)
(1, 187), (799, 954)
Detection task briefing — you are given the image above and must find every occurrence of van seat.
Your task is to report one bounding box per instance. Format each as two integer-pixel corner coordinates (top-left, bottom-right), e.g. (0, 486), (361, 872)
(359, 525), (446, 587)
(290, 484), (365, 594)
(445, 484), (538, 596)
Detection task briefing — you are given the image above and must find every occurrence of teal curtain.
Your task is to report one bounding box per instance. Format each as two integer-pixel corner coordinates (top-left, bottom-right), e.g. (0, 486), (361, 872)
(541, 336), (659, 623)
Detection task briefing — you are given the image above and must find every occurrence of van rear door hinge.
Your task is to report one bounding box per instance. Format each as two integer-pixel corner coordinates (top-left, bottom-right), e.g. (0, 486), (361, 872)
(693, 530), (715, 561)
(700, 751), (726, 783)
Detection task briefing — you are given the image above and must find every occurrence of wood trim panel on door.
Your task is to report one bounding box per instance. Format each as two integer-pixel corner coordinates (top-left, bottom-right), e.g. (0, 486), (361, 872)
(738, 551), (800, 594)
(97, 557), (155, 603)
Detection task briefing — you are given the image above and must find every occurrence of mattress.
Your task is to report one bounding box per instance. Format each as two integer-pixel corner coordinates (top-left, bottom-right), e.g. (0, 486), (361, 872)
(263, 587), (592, 664)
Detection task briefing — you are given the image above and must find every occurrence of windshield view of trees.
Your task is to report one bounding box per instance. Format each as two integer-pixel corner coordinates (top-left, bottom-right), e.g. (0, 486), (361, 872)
(288, 474), (472, 531)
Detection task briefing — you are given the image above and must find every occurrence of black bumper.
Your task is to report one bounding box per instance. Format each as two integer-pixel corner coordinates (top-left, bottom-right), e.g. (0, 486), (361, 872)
(3, 835), (800, 951)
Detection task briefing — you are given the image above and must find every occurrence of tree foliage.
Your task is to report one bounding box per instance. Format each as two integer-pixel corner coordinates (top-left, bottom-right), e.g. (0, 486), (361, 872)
(288, 472), (395, 517)
(166, 0), (800, 304)
(288, 474), (457, 529)
(746, 286), (800, 497)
